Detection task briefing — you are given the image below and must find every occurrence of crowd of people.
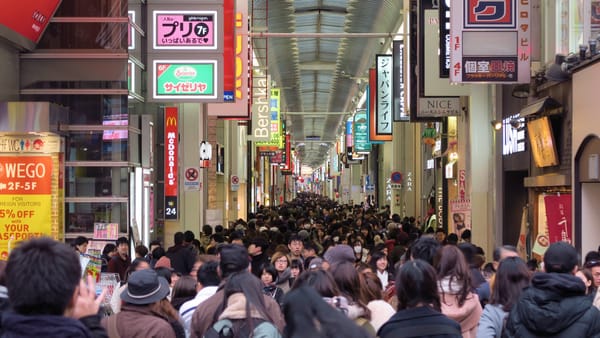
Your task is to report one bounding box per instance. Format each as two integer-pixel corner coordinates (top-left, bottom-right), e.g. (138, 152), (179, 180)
(2, 192), (600, 337)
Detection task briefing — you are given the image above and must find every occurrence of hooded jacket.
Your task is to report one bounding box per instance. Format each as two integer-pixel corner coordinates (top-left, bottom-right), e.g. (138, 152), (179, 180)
(504, 272), (600, 337)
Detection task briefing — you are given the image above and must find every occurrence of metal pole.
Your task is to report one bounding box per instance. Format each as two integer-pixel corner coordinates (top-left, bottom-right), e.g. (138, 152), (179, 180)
(247, 32), (400, 38)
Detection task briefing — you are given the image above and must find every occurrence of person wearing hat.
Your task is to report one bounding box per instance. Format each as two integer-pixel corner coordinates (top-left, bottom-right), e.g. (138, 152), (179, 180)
(323, 244), (356, 267)
(504, 241), (600, 337)
(102, 269), (184, 338)
(189, 244), (285, 337)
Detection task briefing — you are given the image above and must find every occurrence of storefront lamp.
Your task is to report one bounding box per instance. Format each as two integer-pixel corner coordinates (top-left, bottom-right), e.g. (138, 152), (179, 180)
(491, 120), (502, 130)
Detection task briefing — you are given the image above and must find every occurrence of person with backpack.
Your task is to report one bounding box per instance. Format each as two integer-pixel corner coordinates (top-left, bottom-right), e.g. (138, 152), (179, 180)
(189, 244), (285, 337)
(204, 271), (281, 338)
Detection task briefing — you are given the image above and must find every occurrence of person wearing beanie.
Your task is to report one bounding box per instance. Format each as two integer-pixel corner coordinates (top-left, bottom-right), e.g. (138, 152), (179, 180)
(323, 244), (356, 267)
(504, 241), (600, 337)
(189, 244), (285, 337)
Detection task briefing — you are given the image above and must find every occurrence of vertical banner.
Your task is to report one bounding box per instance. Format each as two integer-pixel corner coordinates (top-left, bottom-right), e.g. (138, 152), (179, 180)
(393, 40), (408, 121)
(544, 194), (572, 244)
(222, 0), (235, 101)
(375, 54), (393, 135)
(345, 116), (354, 156)
(450, 0), (530, 83)
(251, 75), (271, 141)
(516, 205), (528, 259)
(370, 69), (392, 142)
(208, 0), (250, 117)
(532, 194), (550, 256)
(353, 111), (371, 153)
(439, 0), (451, 78)
(164, 107), (178, 220)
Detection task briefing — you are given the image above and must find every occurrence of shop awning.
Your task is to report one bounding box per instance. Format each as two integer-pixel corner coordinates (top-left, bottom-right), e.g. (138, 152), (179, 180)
(519, 96), (562, 118)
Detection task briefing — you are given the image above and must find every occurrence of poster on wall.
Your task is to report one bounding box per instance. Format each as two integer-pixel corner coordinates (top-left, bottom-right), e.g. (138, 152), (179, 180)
(449, 199), (471, 237)
(0, 155), (53, 259)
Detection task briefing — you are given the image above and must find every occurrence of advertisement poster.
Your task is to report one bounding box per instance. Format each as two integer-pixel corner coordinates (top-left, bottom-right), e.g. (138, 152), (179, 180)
(532, 194), (550, 256)
(93, 223), (119, 240)
(449, 199), (471, 237)
(153, 11), (217, 49)
(0, 155), (53, 259)
(544, 194), (572, 244)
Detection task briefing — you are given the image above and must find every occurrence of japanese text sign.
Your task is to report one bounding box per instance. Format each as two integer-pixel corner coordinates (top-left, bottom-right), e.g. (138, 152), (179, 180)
(153, 11), (218, 50)
(450, 0), (530, 83)
(376, 54), (393, 134)
(153, 60), (217, 100)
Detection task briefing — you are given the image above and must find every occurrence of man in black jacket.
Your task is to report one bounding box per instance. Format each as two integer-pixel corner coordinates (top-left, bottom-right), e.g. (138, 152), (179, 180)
(166, 232), (196, 275)
(1, 238), (107, 337)
(504, 241), (600, 337)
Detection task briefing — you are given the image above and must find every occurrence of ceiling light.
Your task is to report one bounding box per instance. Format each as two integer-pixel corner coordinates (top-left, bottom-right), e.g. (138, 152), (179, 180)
(491, 120), (502, 130)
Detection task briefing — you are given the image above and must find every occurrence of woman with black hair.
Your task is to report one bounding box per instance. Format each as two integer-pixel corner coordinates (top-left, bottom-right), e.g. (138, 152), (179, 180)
(283, 286), (372, 338)
(378, 260), (461, 338)
(477, 257), (531, 338)
(261, 264), (285, 306)
(368, 251), (392, 290)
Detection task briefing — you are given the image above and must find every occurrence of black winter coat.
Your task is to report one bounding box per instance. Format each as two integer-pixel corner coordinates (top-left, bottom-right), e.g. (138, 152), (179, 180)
(377, 306), (462, 338)
(166, 244), (196, 275)
(504, 272), (600, 338)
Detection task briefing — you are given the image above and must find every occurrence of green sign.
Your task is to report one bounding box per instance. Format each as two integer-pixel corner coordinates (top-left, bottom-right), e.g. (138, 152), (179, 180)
(153, 60), (217, 99)
(354, 112), (371, 153)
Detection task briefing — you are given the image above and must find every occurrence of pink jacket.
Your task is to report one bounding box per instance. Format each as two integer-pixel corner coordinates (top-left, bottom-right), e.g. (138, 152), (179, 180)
(439, 292), (482, 338)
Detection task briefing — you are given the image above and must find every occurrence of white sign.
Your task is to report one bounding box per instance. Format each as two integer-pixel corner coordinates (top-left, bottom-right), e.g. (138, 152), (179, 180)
(184, 167), (200, 191)
(502, 114), (526, 155)
(376, 54), (393, 134)
(230, 175), (239, 191)
(418, 97), (461, 117)
(250, 75), (271, 141)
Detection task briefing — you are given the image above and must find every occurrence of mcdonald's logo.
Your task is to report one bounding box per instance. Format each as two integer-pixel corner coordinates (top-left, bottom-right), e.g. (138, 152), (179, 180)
(166, 117), (177, 126)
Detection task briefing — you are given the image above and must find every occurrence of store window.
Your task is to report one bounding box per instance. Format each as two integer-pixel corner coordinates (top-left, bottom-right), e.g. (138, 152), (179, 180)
(555, 0), (600, 55)
(65, 201), (128, 236)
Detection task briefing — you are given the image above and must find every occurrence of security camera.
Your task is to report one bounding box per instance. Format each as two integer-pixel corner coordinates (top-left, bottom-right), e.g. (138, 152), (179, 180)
(379, 38), (385, 46)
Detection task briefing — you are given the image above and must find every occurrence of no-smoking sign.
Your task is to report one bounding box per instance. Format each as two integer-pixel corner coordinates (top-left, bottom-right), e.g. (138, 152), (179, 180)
(230, 175), (239, 192)
(184, 167), (200, 191)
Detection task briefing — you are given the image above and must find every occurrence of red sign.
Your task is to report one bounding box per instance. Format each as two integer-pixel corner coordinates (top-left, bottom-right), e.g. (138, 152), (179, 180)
(544, 194), (572, 244)
(466, 0), (515, 28)
(0, 1), (61, 47)
(222, 0), (234, 101)
(0, 156), (52, 195)
(165, 107), (178, 197)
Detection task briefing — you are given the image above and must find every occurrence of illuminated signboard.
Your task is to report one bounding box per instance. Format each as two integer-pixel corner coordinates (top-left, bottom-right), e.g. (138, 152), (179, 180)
(376, 54), (393, 135)
(153, 10), (218, 50)
(153, 60), (217, 100)
(354, 111), (371, 154)
(164, 107), (178, 220)
(450, 0), (530, 83)
(0, 1), (61, 50)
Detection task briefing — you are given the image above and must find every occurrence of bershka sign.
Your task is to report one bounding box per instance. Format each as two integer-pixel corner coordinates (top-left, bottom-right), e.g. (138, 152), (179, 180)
(164, 107), (178, 220)
(250, 75), (270, 141)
